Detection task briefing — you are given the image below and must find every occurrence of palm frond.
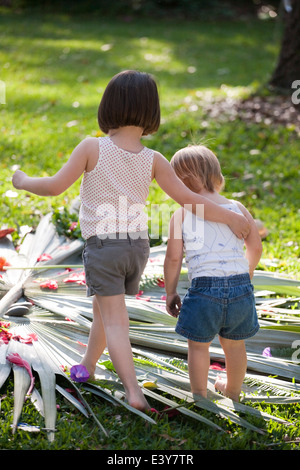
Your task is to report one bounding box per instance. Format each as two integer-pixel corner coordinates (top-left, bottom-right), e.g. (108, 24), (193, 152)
(0, 213), (299, 441)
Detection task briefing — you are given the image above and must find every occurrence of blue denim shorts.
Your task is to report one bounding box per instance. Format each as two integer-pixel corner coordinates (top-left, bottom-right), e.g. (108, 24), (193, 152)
(175, 273), (259, 342)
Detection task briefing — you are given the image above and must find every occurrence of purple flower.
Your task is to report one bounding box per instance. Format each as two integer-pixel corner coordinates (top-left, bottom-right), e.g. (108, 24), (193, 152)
(262, 347), (272, 357)
(70, 364), (90, 382)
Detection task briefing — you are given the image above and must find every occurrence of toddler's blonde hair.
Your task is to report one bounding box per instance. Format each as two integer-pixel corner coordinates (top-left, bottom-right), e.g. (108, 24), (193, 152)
(171, 145), (225, 193)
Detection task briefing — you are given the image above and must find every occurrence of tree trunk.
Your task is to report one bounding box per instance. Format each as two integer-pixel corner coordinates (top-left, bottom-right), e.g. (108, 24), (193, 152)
(269, 0), (300, 92)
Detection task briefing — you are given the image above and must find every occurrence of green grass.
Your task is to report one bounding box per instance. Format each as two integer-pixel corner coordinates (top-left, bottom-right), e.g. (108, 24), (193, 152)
(0, 380), (299, 451)
(1, 11), (299, 275)
(0, 10), (300, 450)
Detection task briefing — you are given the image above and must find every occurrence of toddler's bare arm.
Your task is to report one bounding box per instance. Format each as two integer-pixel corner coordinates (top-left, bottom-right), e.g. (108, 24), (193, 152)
(236, 202), (263, 278)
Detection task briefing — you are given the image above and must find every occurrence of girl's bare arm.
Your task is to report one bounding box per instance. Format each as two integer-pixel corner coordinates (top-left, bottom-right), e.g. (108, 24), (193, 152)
(12, 138), (97, 196)
(153, 151), (250, 239)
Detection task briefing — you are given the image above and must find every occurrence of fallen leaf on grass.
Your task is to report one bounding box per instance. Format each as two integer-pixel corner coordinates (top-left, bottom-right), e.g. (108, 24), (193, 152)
(160, 433), (187, 445)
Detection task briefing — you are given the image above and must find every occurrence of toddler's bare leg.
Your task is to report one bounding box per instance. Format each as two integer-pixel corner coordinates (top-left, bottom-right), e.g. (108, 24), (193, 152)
(188, 339), (211, 398)
(215, 337), (247, 401)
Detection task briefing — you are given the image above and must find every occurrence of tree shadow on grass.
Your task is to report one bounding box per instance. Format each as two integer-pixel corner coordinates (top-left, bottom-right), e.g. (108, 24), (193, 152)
(0, 12), (279, 91)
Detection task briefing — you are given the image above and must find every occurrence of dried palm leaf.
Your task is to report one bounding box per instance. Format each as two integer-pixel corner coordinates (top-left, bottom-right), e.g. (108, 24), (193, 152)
(0, 214), (299, 442)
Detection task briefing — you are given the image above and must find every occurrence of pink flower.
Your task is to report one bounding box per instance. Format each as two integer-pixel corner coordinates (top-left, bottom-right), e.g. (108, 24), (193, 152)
(6, 353), (35, 395)
(37, 253), (52, 262)
(40, 279), (58, 290)
(70, 364), (90, 382)
(68, 222), (78, 231)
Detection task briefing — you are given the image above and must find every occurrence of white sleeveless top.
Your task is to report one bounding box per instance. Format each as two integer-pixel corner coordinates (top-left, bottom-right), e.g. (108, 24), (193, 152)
(79, 137), (154, 239)
(182, 202), (249, 280)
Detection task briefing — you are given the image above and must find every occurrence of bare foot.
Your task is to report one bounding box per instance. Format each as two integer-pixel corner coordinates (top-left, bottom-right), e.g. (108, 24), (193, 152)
(80, 360), (95, 380)
(214, 376), (240, 401)
(127, 388), (151, 412)
(214, 376), (227, 395)
(191, 389), (207, 398)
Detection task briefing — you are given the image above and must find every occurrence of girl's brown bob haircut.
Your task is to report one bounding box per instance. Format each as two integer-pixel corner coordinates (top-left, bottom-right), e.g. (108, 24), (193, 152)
(98, 70), (160, 136)
(171, 145), (225, 193)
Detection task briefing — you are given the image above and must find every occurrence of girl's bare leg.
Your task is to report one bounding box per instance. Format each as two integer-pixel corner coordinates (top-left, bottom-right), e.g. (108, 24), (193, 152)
(81, 296), (106, 377)
(188, 339), (211, 398)
(95, 293), (150, 411)
(215, 337), (247, 402)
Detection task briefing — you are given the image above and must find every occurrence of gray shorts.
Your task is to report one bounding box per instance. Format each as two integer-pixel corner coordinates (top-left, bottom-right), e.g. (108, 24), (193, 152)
(82, 232), (150, 296)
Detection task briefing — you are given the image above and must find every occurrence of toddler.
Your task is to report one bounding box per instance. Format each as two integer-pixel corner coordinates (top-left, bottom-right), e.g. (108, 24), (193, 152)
(164, 144), (262, 401)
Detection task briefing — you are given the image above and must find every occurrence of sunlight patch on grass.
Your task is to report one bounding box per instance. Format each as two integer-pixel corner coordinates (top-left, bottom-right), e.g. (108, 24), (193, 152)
(1, 13), (298, 275)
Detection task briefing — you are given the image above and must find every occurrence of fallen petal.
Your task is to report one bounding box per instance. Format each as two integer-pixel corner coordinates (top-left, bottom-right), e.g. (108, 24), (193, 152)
(0, 257), (11, 271)
(40, 280), (58, 290)
(37, 253), (53, 262)
(156, 278), (165, 287)
(262, 347), (272, 357)
(12, 332), (38, 344)
(209, 362), (226, 371)
(6, 353), (35, 394)
(135, 295), (151, 301)
(0, 329), (12, 344)
(0, 228), (15, 238)
(63, 272), (85, 285)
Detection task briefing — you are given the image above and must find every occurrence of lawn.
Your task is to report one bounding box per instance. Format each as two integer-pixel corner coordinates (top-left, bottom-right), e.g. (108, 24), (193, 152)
(0, 9), (299, 451)
(1, 10), (299, 277)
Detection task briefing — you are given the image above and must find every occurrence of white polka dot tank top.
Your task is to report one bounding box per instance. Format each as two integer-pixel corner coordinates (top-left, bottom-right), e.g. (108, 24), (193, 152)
(79, 136), (154, 239)
(183, 202), (249, 280)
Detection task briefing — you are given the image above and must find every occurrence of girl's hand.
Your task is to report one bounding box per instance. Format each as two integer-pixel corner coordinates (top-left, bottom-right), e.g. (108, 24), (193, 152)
(166, 293), (181, 318)
(12, 170), (28, 190)
(228, 212), (250, 239)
